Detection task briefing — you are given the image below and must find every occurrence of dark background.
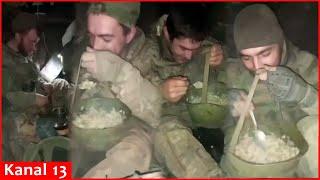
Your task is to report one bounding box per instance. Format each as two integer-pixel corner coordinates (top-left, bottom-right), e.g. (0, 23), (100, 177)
(2, 2), (318, 167)
(3, 2), (318, 57)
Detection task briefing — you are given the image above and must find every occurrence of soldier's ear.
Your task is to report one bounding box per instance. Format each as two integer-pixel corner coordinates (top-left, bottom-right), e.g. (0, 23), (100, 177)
(125, 26), (137, 44)
(14, 32), (22, 43)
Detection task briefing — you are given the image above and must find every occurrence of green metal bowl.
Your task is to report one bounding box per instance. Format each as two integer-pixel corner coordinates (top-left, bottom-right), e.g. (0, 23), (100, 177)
(220, 120), (309, 177)
(71, 97), (131, 151)
(186, 82), (229, 128)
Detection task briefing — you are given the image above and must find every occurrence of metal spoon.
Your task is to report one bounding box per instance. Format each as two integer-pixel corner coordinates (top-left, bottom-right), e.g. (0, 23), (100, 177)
(249, 110), (267, 149)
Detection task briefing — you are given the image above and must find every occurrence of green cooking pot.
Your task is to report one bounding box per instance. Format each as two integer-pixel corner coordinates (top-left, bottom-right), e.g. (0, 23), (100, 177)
(186, 82), (229, 128)
(72, 97), (131, 151)
(220, 119), (308, 177)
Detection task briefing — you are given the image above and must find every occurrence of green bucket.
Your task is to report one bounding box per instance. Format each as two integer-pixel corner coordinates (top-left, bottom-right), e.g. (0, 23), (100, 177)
(72, 97), (131, 151)
(186, 82), (229, 128)
(220, 120), (309, 177)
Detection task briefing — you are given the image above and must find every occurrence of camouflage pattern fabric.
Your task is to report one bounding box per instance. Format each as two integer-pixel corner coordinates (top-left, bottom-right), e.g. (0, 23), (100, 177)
(154, 118), (223, 177)
(296, 116), (318, 177)
(144, 15), (225, 177)
(2, 44), (41, 161)
(71, 27), (163, 177)
(88, 2), (140, 28)
(219, 40), (318, 177)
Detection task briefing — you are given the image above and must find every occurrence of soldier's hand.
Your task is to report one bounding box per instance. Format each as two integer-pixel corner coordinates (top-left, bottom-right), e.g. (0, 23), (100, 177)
(81, 47), (97, 75)
(41, 82), (53, 95)
(229, 90), (254, 117)
(52, 78), (70, 91)
(35, 93), (49, 107)
(256, 66), (276, 81)
(209, 44), (223, 67)
(161, 76), (189, 103)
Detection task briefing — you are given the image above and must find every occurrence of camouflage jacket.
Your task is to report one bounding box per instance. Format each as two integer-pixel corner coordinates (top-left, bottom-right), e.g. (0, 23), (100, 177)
(146, 15), (224, 127)
(219, 40), (318, 137)
(147, 15), (223, 84)
(3, 44), (40, 114)
(74, 28), (163, 128)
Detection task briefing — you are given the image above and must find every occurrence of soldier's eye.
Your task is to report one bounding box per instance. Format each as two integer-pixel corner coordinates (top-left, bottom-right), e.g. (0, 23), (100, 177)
(241, 56), (251, 61)
(102, 37), (111, 43)
(261, 50), (271, 57)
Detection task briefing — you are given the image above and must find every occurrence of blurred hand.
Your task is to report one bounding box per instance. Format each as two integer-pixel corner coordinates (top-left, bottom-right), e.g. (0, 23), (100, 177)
(161, 76), (189, 103)
(256, 66), (276, 81)
(35, 93), (49, 107)
(209, 44), (224, 67)
(229, 90), (254, 117)
(81, 47), (97, 75)
(51, 78), (70, 91)
(41, 82), (53, 95)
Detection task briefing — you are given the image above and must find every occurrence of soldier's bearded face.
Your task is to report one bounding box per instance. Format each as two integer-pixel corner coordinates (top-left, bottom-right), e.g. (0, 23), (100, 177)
(170, 37), (201, 64)
(240, 43), (282, 72)
(88, 14), (131, 55)
(17, 29), (39, 57)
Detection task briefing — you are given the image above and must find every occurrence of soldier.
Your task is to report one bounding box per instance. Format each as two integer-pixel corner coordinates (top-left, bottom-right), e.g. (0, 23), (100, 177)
(148, 5), (224, 102)
(220, 4), (318, 177)
(2, 12), (68, 161)
(78, 3), (223, 178)
(146, 6), (225, 177)
(74, 2), (163, 178)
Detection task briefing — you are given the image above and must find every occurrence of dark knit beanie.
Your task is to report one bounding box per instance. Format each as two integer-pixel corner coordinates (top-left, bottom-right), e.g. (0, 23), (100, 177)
(233, 4), (284, 51)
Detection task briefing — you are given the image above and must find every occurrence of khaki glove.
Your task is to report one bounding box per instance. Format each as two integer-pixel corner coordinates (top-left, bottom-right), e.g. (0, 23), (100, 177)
(257, 66), (307, 103)
(228, 89), (254, 117)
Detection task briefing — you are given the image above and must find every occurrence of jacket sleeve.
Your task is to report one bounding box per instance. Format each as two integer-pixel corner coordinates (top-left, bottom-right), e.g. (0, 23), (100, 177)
(94, 51), (163, 128)
(293, 50), (318, 116)
(3, 66), (37, 111)
(298, 82), (318, 116)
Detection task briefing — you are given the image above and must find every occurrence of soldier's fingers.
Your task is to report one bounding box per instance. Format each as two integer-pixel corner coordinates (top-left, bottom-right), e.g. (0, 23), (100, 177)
(172, 79), (189, 87)
(174, 90), (187, 97)
(172, 76), (188, 81)
(170, 86), (188, 93)
(209, 55), (223, 63)
(170, 91), (186, 99)
(211, 45), (222, 54)
(239, 92), (248, 101)
(256, 68), (268, 81)
(249, 103), (255, 111)
(86, 46), (95, 52)
(211, 51), (223, 58)
(264, 65), (277, 71)
(81, 52), (95, 62)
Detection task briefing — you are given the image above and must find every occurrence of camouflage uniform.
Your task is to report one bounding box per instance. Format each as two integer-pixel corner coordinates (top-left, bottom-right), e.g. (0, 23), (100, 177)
(218, 4), (318, 177)
(2, 12), (68, 161)
(219, 39), (318, 136)
(2, 44), (42, 161)
(77, 5), (223, 177)
(72, 3), (163, 178)
(219, 40), (318, 177)
(145, 15), (224, 177)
